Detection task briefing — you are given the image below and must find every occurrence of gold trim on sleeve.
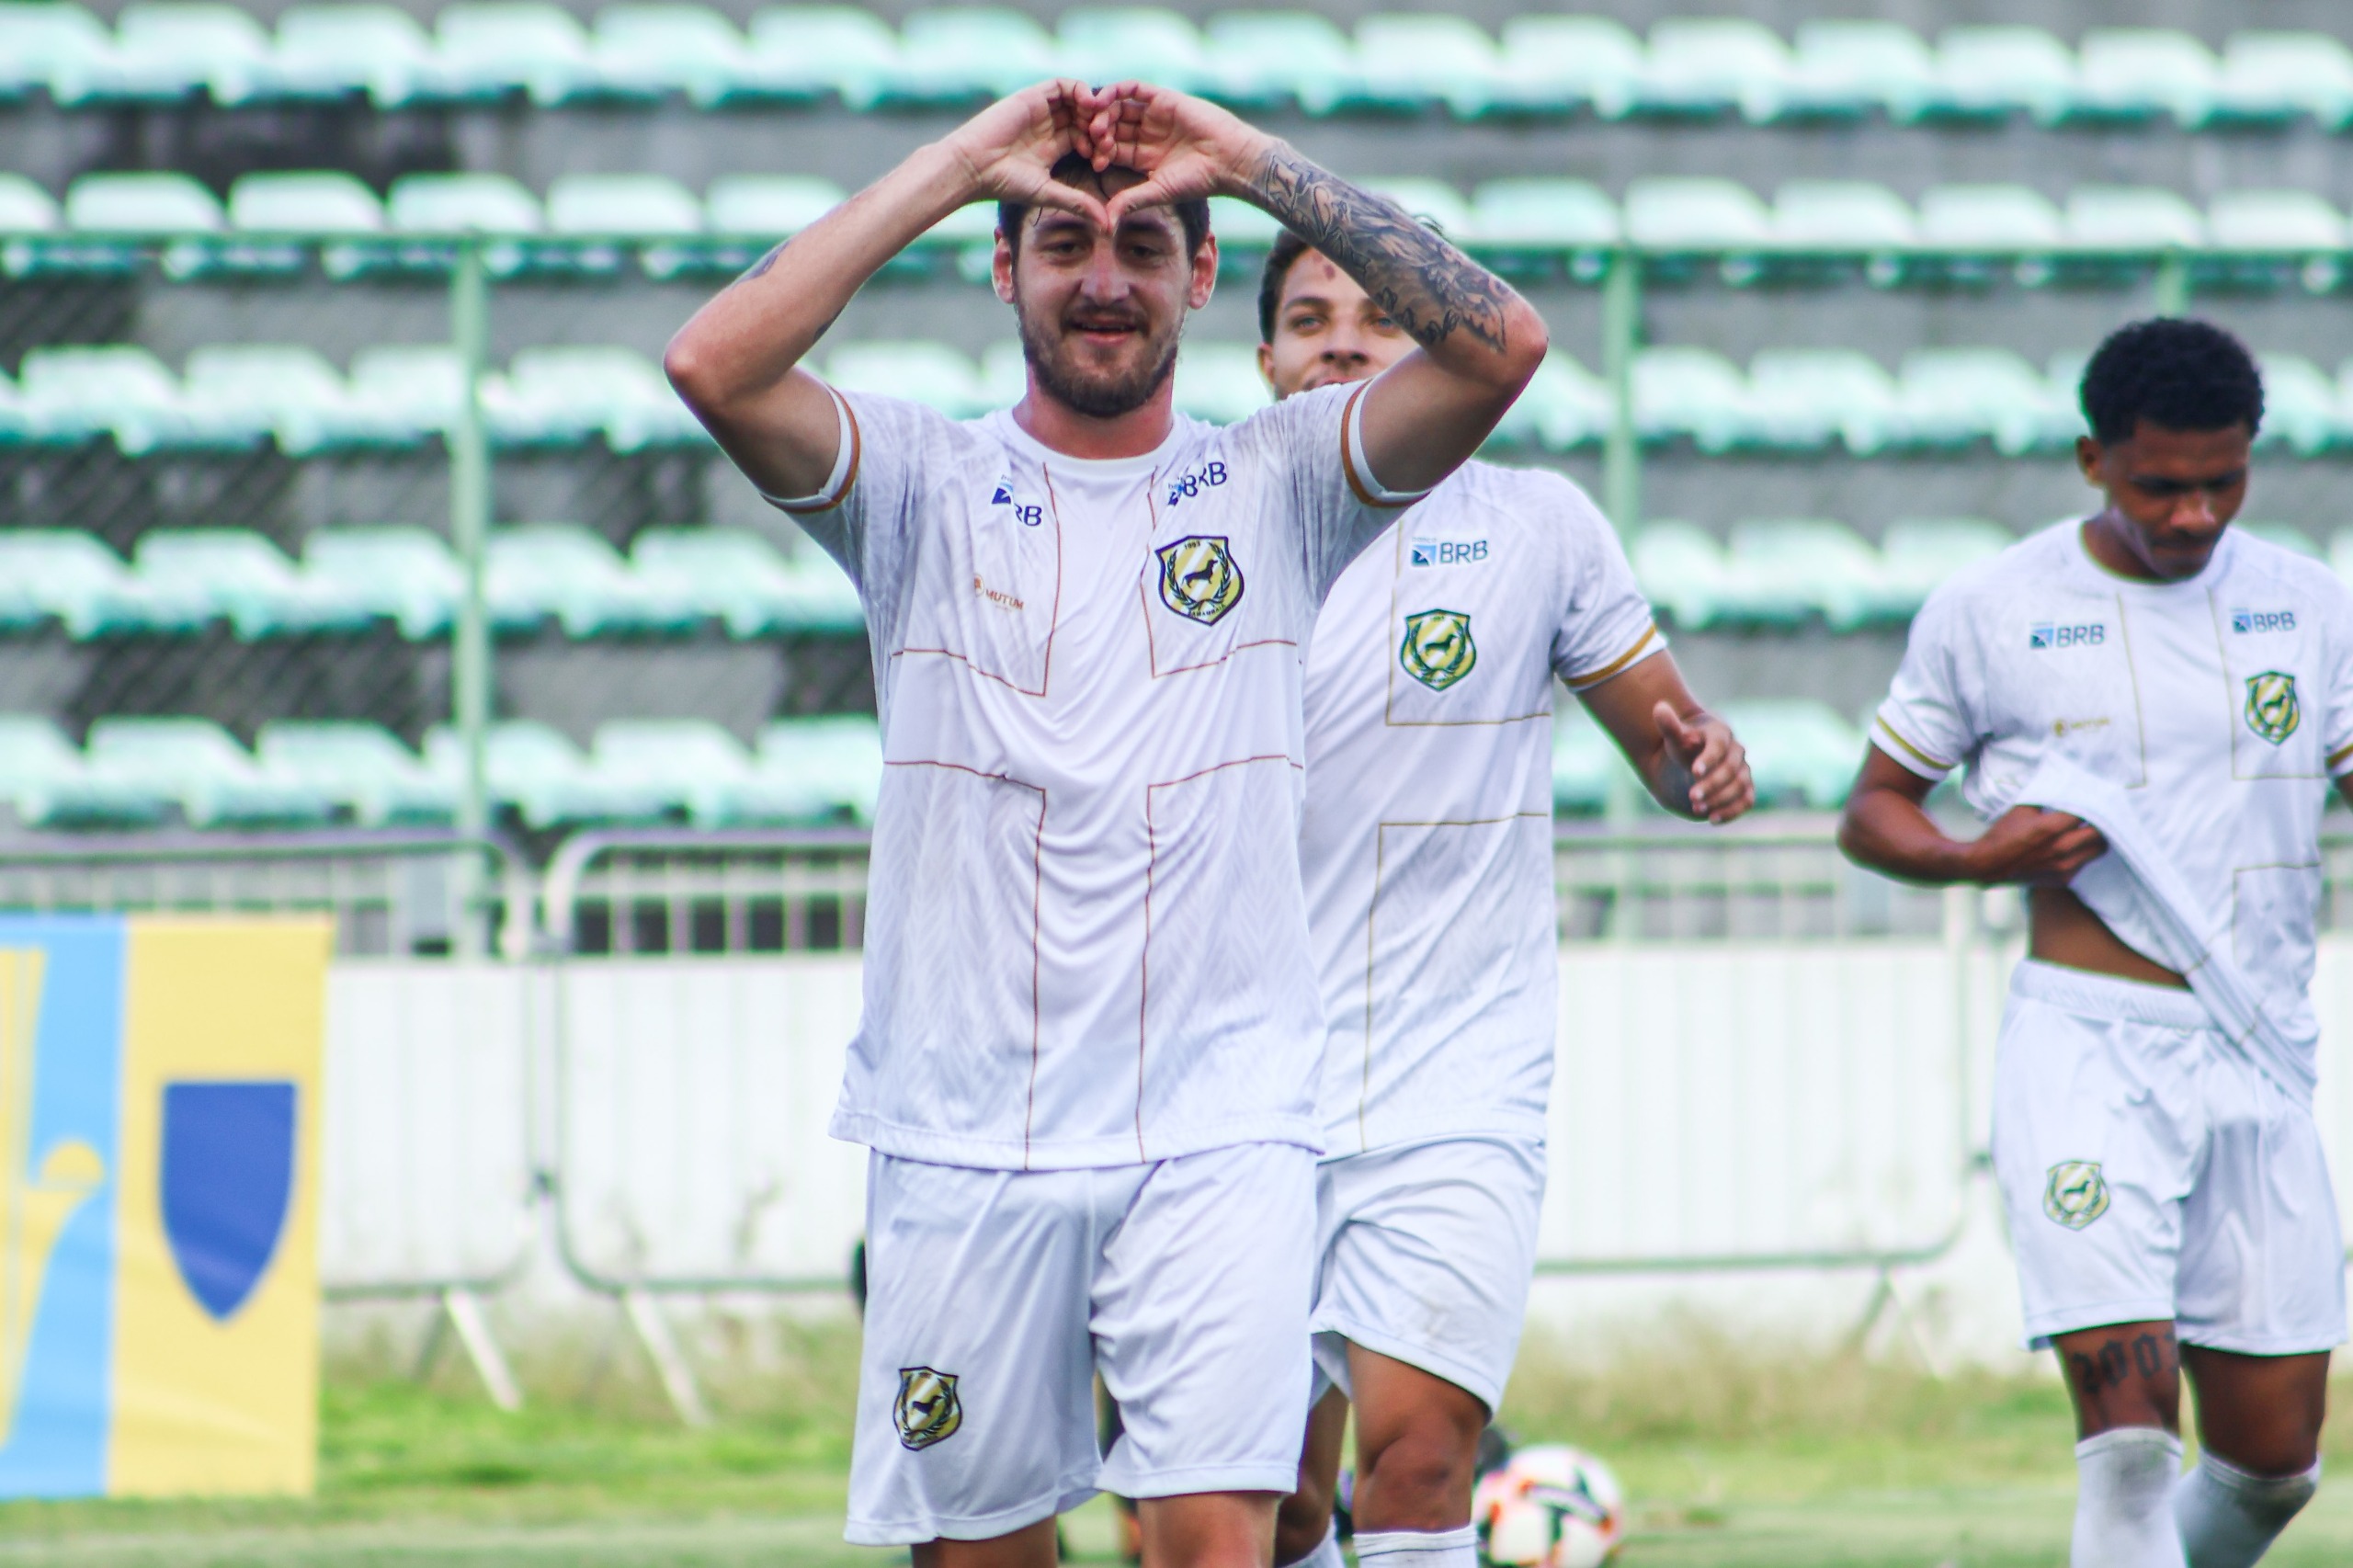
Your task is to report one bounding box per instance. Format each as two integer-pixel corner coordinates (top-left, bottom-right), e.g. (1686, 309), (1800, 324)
(1564, 624), (1661, 688)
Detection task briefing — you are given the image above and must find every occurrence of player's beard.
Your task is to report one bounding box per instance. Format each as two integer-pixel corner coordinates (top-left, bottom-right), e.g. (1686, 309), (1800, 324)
(1017, 299), (1183, 419)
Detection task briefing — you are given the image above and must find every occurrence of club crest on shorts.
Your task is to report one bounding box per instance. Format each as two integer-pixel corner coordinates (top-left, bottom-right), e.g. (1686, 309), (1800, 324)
(1399, 609), (1477, 691)
(2245, 671), (2300, 745)
(1155, 536), (1244, 625)
(2043, 1161), (2111, 1230)
(894, 1367), (963, 1450)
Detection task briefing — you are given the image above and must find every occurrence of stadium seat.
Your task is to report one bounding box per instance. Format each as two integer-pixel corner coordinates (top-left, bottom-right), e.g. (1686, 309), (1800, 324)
(493, 345), (700, 450)
(1770, 180), (1916, 253)
(1056, 8), (1209, 95)
(1466, 179), (1620, 250)
(0, 715), (172, 826)
(1629, 522), (1731, 630)
(90, 2), (274, 104)
(257, 721), (456, 825)
(86, 717), (338, 826)
(1726, 517), (1899, 629)
(303, 527), (464, 639)
(1203, 11), (1358, 114)
(1914, 184), (2064, 254)
(2064, 186), (2206, 251)
(1631, 347), (1753, 450)
(63, 171), (224, 233)
(2216, 32), (2353, 129)
(433, 2), (595, 104)
(1744, 348), (1904, 454)
(0, 530), (200, 637)
(1489, 15), (1643, 118)
(704, 174), (846, 235)
(1352, 13), (1503, 118)
(1639, 17), (1790, 121)
(387, 172), (544, 234)
(134, 528), (375, 637)
(889, 7), (1056, 103)
(2207, 189), (2349, 253)
(590, 4), (751, 104)
(227, 170), (384, 233)
(631, 528), (799, 637)
(1361, 177), (1472, 238)
(1205, 195), (1281, 250)
(756, 714), (882, 823)
(1174, 343), (1269, 426)
(591, 718), (839, 824)
(184, 343), (421, 454)
(1622, 177), (1773, 252)
(427, 719), (672, 827)
(0, 174), (61, 233)
(488, 524), (703, 636)
(1551, 706), (1623, 814)
(2238, 521), (2323, 559)
(269, 4), (439, 107)
(545, 173), (701, 237)
(0, 3), (108, 99)
(1930, 26), (2076, 122)
(18, 345), (261, 452)
(2254, 354), (2341, 455)
(1879, 517), (2014, 605)
(2074, 28), (2219, 125)
(743, 6), (900, 106)
(824, 341), (985, 418)
(1491, 351), (1611, 451)
(1718, 699), (1863, 807)
(1782, 19), (1937, 121)
(349, 345), (466, 435)
(1897, 347), (2076, 454)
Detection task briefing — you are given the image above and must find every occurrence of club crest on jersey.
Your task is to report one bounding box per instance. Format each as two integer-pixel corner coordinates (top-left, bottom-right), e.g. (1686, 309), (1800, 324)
(1155, 536), (1244, 625)
(2245, 671), (2300, 745)
(1399, 608), (1477, 691)
(894, 1367), (963, 1450)
(2043, 1161), (2110, 1230)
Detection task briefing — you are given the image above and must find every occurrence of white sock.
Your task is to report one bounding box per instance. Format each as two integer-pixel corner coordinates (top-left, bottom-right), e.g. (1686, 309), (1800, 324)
(2075, 1429), (2187, 1568)
(1352, 1525), (1478, 1568)
(1282, 1521), (1346, 1568)
(2175, 1451), (2319, 1568)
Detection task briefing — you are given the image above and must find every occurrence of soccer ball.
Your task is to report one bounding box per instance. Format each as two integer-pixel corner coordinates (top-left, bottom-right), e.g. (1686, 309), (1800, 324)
(1471, 1443), (1625, 1568)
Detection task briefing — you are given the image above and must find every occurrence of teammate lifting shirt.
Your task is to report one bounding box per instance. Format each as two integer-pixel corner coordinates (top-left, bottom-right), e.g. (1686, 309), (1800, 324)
(665, 80), (1548, 1568)
(1843, 319), (2340, 1568)
(1251, 234), (1754, 1568)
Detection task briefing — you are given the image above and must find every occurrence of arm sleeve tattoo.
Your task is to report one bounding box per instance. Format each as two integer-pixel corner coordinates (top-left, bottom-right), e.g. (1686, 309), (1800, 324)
(1244, 142), (1513, 356)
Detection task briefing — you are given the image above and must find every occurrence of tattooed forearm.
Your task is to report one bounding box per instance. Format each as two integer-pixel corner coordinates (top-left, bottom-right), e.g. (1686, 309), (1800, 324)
(738, 241), (789, 283)
(1244, 142), (1514, 356)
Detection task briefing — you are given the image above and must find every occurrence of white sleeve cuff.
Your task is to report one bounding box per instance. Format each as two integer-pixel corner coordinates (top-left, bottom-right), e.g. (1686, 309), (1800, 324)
(1340, 383), (1432, 509)
(758, 384), (858, 514)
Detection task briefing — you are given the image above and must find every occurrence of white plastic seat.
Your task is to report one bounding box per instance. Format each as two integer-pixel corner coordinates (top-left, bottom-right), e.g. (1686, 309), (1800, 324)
(258, 721), (454, 825)
(1898, 347), (2075, 454)
(2253, 354), (2340, 455)
(1640, 17), (1791, 121)
(349, 344), (466, 433)
(0, 174), (61, 233)
(1771, 180), (1916, 252)
(0, 715), (172, 826)
(387, 172), (544, 234)
(1718, 699), (1864, 807)
(1915, 184), (2064, 252)
(1173, 343), (1269, 426)
(824, 341), (984, 418)
(590, 4), (751, 104)
(493, 345), (698, 450)
(1056, 8), (1209, 94)
(20, 345), (264, 453)
(1622, 177), (1772, 251)
(1490, 16), (1643, 117)
(428, 720), (671, 827)
(96, 2), (273, 103)
(303, 527), (463, 639)
(0, 529), (192, 637)
(631, 528), (801, 638)
(1203, 196), (1281, 250)
(1784, 19), (1936, 120)
(2064, 186), (2206, 251)
(487, 523), (702, 636)
(87, 717), (336, 826)
(1467, 179), (1619, 249)
(1492, 351), (1611, 451)
(1551, 706), (1620, 815)
(270, 5), (438, 107)
(756, 714), (881, 824)
(64, 171), (224, 233)
(545, 172), (703, 237)
(1204, 11), (1358, 113)
(2205, 189), (2347, 252)
(1727, 517), (1899, 629)
(743, 6), (899, 106)
(133, 528), (374, 637)
(1932, 26), (2076, 122)
(1360, 177), (1472, 239)
(434, 2), (594, 104)
(1631, 347), (1753, 451)
(1745, 348), (1904, 454)
(1353, 13), (1502, 117)
(890, 7), (1055, 102)
(588, 719), (759, 824)
(0, 4), (108, 99)
(185, 344), (424, 455)
(228, 170), (384, 232)
(2217, 32), (2353, 128)
(704, 173), (846, 235)
(2075, 28), (2218, 125)
(1880, 518), (2015, 606)
(1629, 521), (1730, 631)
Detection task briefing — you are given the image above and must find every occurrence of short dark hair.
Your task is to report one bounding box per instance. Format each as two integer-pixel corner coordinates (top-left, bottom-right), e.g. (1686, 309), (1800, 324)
(996, 154), (1210, 262)
(1257, 228), (1313, 343)
(2079, 317), (2265, 445)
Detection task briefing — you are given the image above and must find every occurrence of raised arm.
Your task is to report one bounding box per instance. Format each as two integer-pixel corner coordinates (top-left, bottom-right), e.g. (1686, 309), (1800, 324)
(1839, 745), (2104, 884)
(1093, 85), (1549, 493)
(665, 81), (1113, 499)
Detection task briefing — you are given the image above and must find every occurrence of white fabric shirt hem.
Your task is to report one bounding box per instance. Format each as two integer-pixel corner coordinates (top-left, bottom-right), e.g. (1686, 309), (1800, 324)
(828, 1107), (1326, 1170)
(1319, 1105), (1552, 1162)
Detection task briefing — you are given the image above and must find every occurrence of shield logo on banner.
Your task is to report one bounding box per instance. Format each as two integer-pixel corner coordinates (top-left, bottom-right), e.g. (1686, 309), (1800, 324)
(159, 1081), (297, 1321)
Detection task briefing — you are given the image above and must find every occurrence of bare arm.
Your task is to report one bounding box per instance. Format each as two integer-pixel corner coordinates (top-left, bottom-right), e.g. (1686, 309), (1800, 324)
(1094, 85), (1549, 492)
(664, 81), (1111, 499)
(1576, 653), (1753, 824)
(1838, 744), (2106, 884)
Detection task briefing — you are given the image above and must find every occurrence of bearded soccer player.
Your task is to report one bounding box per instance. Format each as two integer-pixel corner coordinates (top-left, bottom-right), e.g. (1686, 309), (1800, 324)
(1841, 319), (2340, 1568)
(1250, 235), (1754, 1568)
(665, 81), (1546, 1567)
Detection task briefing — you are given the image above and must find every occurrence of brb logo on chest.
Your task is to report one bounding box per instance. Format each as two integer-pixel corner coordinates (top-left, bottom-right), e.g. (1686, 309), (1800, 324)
(2232, 608), (2297, 634)
(1163, 459), (1229, 509)
(1156, 536), (1245, 625)
(1410, 538), (1489, 568)
(2029, 621), (2105, 650)
(988, 480), (1043, 528)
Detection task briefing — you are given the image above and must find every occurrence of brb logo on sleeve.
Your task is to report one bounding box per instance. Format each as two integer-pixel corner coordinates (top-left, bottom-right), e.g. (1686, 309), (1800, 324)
(1155, 537), (1244, 625)
(2245, 671), (2301, 744)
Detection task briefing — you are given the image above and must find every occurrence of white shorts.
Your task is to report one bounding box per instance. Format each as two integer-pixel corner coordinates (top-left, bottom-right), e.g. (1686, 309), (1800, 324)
(1308, 1136), (1547, 1415)
(845, 1141), (1317, 1546)
(1992, 960), (2347, 1355)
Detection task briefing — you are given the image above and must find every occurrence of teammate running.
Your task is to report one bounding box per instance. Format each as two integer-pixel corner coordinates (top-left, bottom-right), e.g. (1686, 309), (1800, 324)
(1256, 233), (1754, 1568)
(665, 81), (1547, 1567)
(1841, 319), (2339, 1568)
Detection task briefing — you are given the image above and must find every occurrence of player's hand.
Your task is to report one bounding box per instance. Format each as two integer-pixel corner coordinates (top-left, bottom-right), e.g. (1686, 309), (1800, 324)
(1655, 702), (1753, 824)
(1085, 81), (1274, 222)
(1961, 805), (2108, 886)
(943, 80), (1115, 225)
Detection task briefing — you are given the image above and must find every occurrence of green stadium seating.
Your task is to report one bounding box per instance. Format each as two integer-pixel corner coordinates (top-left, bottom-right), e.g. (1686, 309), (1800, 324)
(1205, 195), (1282, 249)
(704, 174), (846, 235)
(2206, 189), (2347, 253)
(2217, 32), (2353, 129)
(890, 7), (1055, 102)
(1770, 180), (1915, 256)
(596, 718), (858, 824)
(348, 345), (465, 436)
(1056, 7), (1210, 94)
(1744, 348), (1904, 454)
(88, 716), (339, 825)
(487, 524), (704, 636)
(257, 721), (457, 825)
(228, 170), (384, 233)
(497, 345), (701, 450)
(1622, 176), (1772, 252)
(1915, 183), (2064, 253)
(2074, 28), (2218, 125)
(744, 6), (900, 106)
(387, 171), (544, 233)
(2064, 186), (2206, 251)
(1204, 11), (1357, 114)
(1718, 699), (1863, 806)
(63, 171), (224, 233)
(1362, 176), (1472, 237)
(1490, 15), (1643, 118)
(133, 528), (376, 637)
(632, 528), (800, 637)
(1467, 179), (1619, 250)
(433, 2), (594, 104)
(269, 4), (438, 107)
(1879, 518), (2015, 605)
(0, 3), (108, 98)
(1551, 706), (1622, 814)
(1491, 352), (1610, 451)
(1629, 521), (1730, 631)
(0, 716), (173, 827)
(1174, 343), (1270, 426)
(591, 4), (750, 104)
(545, 173), (703, 238)
(825, 341), (984, 417)
(2254, 355), (2341, 455)
(1896, 347), (2075, 454)
(1641, 17), (1790, 121)
(1726, 517), (1898, 630)
(1631, 346), (1753, 450)
(96, 2), (274, 104)
(303, 527), (464, 639)
(19, 345), (261, 452)
(756, 714), (882, 823)
(0, 530), (203, 637)
(1931, 26), (2076, 123)
(184, 343), (419, 453)
(1783, 18), (1937, 121)
(0, 173), (60, 233)
(1353, 14), (1503, 118)
(427, 719), (673, 827)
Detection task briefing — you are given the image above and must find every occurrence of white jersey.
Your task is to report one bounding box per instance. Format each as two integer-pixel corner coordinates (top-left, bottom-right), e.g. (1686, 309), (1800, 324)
(1875, 520), (2353, 1062)
(789, 382), (1409, 1170)
(1300, 461), (1661, 1155)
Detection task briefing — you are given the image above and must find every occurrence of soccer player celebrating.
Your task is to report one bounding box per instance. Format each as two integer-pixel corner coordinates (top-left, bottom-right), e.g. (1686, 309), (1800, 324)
(1255, 234), (1754, 1568)
(1841, 319), (2339, 1568)
(665, 81), (1547, 1567)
